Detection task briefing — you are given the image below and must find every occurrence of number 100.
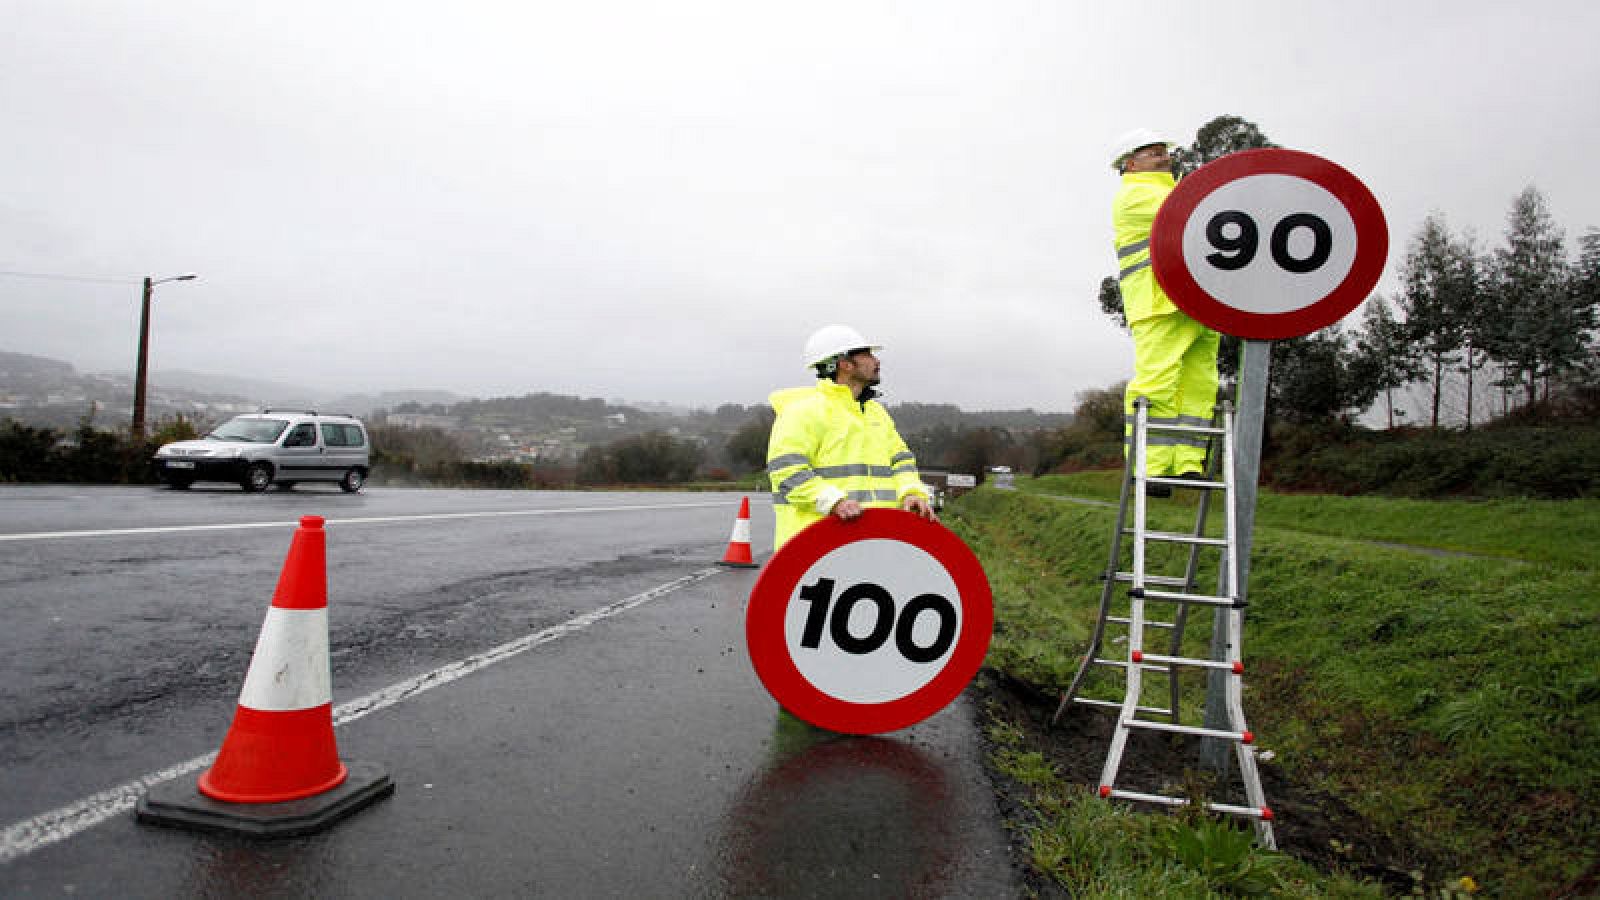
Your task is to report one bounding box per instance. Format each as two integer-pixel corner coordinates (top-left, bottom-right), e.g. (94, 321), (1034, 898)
(797, 578), (958, 663)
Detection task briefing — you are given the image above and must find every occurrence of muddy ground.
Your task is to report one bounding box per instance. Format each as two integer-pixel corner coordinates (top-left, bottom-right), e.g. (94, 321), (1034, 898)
(970, 670), (1436, 896)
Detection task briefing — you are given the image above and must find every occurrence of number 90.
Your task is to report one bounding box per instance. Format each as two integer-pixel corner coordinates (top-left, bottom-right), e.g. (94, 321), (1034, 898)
(1206, 210), (1332, 274)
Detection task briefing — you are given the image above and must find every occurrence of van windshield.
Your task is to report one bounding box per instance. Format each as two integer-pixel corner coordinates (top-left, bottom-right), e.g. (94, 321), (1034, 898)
(207, 418), (290, 443)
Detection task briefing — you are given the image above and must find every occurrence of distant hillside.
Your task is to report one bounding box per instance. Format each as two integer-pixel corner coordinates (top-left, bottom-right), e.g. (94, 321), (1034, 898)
(1, 349), (1072, 438)
(326, 390), (464, 416)
(888, 402), (1074, 433)
(0, 350), (77, 378)
(147, 370), (323, 408)
(384, 392), (1071, 434)
(392, 392), (646, 424)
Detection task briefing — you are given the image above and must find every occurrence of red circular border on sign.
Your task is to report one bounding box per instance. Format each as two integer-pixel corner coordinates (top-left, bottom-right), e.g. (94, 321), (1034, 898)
(1150, 148), (1388, 340)
(745, 508), (994, 734)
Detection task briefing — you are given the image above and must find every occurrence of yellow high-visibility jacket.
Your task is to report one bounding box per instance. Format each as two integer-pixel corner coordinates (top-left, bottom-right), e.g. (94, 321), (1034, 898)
(766, 381), (927, 549)
(1113, 170), (1178, 324)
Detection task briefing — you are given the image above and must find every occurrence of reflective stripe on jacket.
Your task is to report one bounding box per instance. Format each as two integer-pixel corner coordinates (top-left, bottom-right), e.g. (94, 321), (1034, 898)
(766, 381), (926, 549)
(1113, 170), (1178, 324)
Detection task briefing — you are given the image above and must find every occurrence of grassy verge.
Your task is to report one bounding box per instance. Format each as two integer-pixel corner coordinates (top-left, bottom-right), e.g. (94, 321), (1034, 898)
(947, 480), (1598, 897)
(1029, 471), (1600, 570)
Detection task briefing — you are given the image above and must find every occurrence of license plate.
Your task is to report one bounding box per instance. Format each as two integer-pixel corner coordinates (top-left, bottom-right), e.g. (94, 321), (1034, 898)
(166, 460), (196, 469)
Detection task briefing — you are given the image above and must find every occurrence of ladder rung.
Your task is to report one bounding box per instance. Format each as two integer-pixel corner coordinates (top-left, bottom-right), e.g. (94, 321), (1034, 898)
(1139, 422), (1224, 437)
(1135, 651), (1242, 673)
(1205, 801), (1275, 820)
(1103, 787), (1184, 807)
(1111, 573), (1189, 587)
(1146, 476), (1226, 491)
(1141, 588), (1237, 607)
(1126, 530), (1228, 547)
(1122, 719), (1254, 743)
(1101, 788), (1272, 820)
(1107, 616), (1177, 629)
(1093, 657), (1171, 673)
(1074, 697), (1171, 716)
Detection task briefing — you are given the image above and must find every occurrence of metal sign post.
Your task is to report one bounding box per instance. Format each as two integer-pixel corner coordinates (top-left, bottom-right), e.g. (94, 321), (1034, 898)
(1202, 338), (1270, 770)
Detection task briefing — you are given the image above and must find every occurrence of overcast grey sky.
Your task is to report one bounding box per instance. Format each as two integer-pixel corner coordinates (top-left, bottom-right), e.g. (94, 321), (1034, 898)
(4, 1), (1598, 412)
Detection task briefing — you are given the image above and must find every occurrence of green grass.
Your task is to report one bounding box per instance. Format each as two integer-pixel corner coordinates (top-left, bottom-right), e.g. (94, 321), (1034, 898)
(1028, 471), (1600, 570)
(949, 480), (1599, 897)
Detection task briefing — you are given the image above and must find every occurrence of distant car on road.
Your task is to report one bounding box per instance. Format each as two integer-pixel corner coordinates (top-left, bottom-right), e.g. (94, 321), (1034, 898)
(153, 411), (370, 492)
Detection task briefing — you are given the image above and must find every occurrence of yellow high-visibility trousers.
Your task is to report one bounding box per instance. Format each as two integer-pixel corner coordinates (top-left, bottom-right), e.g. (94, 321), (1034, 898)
(1125, 311), (1220, 476)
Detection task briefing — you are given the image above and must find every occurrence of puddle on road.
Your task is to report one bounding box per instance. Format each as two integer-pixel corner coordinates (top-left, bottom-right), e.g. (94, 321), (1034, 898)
(713, 715), (962, 898)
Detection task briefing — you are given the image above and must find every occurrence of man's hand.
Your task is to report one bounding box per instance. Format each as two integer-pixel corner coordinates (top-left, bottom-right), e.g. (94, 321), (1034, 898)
(901, 494), (937, 522)
(830, 497), (864, 521)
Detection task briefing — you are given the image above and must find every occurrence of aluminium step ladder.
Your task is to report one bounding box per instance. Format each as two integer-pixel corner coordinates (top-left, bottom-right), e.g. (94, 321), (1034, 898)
(1050, 397), (1274, 847)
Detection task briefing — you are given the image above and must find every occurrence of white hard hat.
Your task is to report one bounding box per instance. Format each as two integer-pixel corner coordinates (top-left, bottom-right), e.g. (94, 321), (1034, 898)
(1110, 128), (1174, 171)
(803, 324), (879, 369)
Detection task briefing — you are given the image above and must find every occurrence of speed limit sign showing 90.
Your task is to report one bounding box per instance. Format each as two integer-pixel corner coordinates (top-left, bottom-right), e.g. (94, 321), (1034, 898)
(1152, 148), (1388, 340)
(746, 509), (993, 734)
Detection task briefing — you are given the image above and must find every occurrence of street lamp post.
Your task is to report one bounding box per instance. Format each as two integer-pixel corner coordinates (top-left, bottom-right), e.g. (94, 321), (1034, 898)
(131, 273), (197, 441)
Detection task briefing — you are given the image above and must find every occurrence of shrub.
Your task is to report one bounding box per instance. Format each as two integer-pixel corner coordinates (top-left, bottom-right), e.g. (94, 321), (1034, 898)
(0, 419), (59, 482)
(1264, 423), (1600, 498)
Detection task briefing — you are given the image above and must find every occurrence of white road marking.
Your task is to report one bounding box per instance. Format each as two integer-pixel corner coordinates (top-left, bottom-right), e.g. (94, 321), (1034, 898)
(0, 566), (725, 864)
(0, 500), (732, 542)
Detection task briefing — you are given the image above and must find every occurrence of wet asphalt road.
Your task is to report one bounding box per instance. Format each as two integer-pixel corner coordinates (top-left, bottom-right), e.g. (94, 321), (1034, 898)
(0, 485), (1018, 897)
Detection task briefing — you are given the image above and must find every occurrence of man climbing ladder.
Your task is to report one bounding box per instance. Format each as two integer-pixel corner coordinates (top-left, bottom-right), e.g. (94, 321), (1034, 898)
(1109, 128), (1221, 495)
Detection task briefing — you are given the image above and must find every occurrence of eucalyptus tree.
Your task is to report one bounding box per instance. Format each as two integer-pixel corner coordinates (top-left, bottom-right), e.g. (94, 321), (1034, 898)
(1349, 295), (1423, 428)
(1571, 227), (1600, 386)
(1483, 187), (1592, 408)
(1451, 232), (1494, 427)
(1395, 214), (1479, 427)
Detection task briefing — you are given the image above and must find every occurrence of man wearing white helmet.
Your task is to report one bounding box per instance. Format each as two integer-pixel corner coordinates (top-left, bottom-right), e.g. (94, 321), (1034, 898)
(766, 325), (936, 549)
(1110, 128), (1220, 495)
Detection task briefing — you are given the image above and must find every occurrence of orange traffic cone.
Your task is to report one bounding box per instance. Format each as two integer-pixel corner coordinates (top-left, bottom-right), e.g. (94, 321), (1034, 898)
(718, 497), (760, 568)
(137, 516), (392, 837)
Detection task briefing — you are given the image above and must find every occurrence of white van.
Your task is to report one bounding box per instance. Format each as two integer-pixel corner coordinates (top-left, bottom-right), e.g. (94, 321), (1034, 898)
(153, 411), (371, 492)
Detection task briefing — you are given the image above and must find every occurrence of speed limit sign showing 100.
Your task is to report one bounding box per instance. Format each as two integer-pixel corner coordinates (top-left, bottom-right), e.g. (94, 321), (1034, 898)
(746, 509), (993, 734)
(1152, 148), (1388, 340)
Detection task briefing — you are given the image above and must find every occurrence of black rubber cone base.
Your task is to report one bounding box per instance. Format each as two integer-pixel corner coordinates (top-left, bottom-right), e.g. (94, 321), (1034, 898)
(135, 759), (393, 838)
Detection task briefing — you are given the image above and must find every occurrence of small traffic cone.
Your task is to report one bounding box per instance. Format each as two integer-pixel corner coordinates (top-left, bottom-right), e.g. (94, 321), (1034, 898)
(137, 516), (392, 837)
(718, 497), (760, 568)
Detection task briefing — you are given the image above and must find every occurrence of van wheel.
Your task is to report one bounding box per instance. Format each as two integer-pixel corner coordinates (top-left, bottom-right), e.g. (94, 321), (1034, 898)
(339, 468), (366, 493)
(276, 481), (297, 492)
(241, 462), (273, 493)
(167, 477), (193, 490)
